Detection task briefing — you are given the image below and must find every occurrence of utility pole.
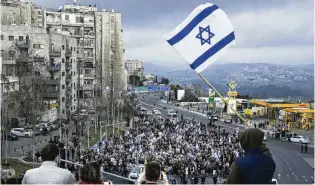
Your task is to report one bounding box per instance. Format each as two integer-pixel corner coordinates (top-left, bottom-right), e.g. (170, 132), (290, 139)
(132, 70), (136, 128)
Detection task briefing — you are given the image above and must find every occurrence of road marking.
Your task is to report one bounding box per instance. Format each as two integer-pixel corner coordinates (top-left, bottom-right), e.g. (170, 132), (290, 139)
(302, 176), (308, 182)
(295, 175), (299, 181)
(294, 152), (314, 168)
(277, 174), (281, 180)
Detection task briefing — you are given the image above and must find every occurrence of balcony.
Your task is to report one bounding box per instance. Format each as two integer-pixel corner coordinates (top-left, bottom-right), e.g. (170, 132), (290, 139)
(34, 56), (45, 63)
(84, 53), (94, 58)
(82, 84), (94, 90)
(46, 63), (61, 71)
(65, 49), (72, 57)
(66, 86), (72, 92)
(84, 62), (94, 68)
(66, 78), (72, 83)
(49, 48), (61, 57)
(66, 99), (72, 106)
(16, 41), (29, 49)
(65, 62), (71, 70)
(83, 73), (95, 78)
(44, 79), (60, 85)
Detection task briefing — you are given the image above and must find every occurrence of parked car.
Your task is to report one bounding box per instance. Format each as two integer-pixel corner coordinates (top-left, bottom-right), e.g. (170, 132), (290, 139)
(1, 133), (19, 141)
(224, 116), (233, 123)
(88, 109), (95, 114)
(168, 109), (177, 117)
(212, 114), (218, 121)
(11, 128), (33, 138)
(33, 127), (42, 136)
(290, 135), (310, 143)
(38, 122), (52, 132)
(146, 111), (153, 115)
(80, 109), (88, 116)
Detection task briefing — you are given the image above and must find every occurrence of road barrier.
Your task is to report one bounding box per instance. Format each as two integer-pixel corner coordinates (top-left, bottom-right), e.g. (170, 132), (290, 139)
(60, 159), (136, 183)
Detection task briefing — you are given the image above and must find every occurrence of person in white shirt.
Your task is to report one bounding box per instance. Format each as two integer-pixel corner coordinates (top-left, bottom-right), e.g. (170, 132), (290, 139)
(22, 143), (76, 184)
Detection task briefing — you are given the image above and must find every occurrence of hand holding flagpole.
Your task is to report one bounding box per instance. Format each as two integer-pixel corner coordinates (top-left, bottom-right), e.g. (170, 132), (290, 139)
(164, 3), (248, 125)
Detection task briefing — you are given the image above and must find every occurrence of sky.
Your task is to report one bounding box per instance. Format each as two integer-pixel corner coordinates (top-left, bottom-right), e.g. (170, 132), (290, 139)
(33, 0), (314, 68)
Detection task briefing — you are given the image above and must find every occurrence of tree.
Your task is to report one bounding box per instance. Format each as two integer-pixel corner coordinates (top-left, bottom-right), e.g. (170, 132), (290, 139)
(161, 77), (170, 85)
(170, 84), (182, 101)
(180, 89), (198, 102)
(129, 75), (142, 86)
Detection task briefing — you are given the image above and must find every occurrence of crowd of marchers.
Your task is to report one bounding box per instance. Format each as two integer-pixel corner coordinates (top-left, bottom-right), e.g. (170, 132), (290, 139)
(3, 115), (276, 184)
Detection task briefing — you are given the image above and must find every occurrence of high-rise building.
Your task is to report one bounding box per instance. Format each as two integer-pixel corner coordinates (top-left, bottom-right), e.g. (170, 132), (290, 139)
(1, 25), (78, 122)
(0, 1), (127, 123)
(44, 5), (126, 109)
(125, 59), (144, 79)
(0, 0), (43, 27)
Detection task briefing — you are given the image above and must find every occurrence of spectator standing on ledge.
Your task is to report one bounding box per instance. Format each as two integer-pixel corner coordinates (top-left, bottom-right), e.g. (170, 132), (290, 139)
(22, 143), (76, 184)
(227, 128), (276, 184)
(78, 162), (112, 185)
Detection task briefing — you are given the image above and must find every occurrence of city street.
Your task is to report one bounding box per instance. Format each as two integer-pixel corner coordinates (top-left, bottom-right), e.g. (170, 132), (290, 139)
(1, 115), (95, 158)
(139, 94), (314, 184)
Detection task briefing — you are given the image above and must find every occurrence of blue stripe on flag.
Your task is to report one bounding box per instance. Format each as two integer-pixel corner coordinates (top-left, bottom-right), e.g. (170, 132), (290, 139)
(190, 32), (235, 70)
(167, 5), (219, 46)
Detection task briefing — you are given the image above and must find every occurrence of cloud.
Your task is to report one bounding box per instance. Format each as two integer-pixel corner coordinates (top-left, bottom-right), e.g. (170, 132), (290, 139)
(124, 1), (313, 66)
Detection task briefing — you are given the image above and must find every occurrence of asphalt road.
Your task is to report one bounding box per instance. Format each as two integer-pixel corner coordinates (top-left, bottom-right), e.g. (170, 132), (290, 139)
(1, 115), (95, 157)
(139, 94), (314, 184)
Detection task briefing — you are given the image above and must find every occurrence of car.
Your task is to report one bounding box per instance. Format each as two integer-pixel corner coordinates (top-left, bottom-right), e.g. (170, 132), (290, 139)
(10, 128), (33, 138)
(146, 111), (153, 115)
(154, 110), (161, 115)
(1, 133), (19, 141)
(141, 107), (146, 111)
(168, 109), (177, 117)
(38, 122), (52, 132)
(88, 109), (95, 114)
(224, 116), (233, 123)
(33, 127), (42, 136)
(80, 109), (88, 115)
(128, 165), (145, 181)
(290, 135), (310, 144)
(212, 115), (218, 121)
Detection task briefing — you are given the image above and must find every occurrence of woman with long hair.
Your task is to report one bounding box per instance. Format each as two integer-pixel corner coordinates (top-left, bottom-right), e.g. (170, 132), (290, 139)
(78, 162), (112, 185)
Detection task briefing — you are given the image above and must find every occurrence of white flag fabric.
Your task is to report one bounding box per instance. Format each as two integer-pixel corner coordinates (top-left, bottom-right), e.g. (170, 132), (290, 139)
(164, 3), (235, 73)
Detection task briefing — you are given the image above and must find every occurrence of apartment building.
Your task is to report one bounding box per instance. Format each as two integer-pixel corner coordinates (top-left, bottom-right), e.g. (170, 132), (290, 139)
(1, 0), (43, 27)
(125, 59), (144, 78)
(1, 25), (78, 122)
(44, 5), (126, 109)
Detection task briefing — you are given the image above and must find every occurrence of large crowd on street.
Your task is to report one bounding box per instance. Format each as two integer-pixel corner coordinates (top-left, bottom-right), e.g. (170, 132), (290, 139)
(67, 115), (246, 184)
(2, 110), (276, 184)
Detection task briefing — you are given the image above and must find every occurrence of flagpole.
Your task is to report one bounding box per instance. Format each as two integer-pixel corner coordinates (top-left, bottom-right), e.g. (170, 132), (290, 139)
(197, 73), (247, 125)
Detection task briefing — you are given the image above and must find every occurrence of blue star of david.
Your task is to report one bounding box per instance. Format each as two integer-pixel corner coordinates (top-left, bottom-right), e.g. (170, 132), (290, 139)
(196, 25), (215, 46)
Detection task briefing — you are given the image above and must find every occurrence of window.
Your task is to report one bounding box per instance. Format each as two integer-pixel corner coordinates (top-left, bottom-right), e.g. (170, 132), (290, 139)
(62, 97), (65, 102)
(65, 15), (69, 20)
(62, 109), (65, 114)
(74, 83), (76, 88)
(70, 59), (72, 63)
(71, 47), (73, 51)
(74, 72), (76, 76)
(19, 36), (23, 41)
(74, 94), (76, 98)
(70, 106), (72, 111)
(62, 85), (65, 89)
(1, 35), (4, 40)
(9, 36), (14, 41)
(76, 16), (82, 23)
(74, 47), (75, 52)
(62, 45), (65, 50)
(62, 72), (65, 77)
(62, 58), (65, 63)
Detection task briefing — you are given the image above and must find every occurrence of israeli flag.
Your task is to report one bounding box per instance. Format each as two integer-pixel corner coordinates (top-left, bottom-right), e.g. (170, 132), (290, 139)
(165, 3), (235, 73)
